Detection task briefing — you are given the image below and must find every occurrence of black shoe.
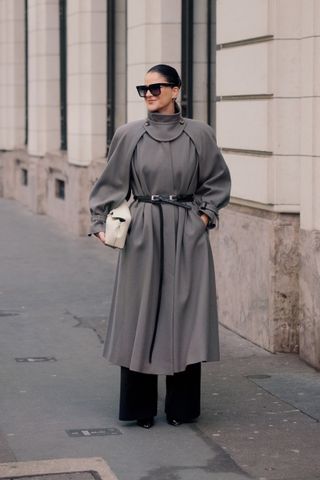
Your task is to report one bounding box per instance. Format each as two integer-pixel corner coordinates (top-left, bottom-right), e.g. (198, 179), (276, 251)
(137, 417), (154, 429)
(166, 417), (182, 426)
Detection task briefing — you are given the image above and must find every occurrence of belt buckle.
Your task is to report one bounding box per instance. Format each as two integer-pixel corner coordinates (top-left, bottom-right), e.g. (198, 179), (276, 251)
(151, 194), (160, 201)
(169, 195), (177, 201)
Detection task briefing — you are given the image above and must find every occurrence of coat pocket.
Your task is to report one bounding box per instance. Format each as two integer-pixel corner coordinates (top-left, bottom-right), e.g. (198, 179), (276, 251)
(190, 209), (208, 233)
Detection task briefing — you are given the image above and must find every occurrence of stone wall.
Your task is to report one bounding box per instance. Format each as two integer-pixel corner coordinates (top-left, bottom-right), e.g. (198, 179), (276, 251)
(299, 229), (320, 370)
(213, 203), (300, 353)
(0, 149), (105, 236)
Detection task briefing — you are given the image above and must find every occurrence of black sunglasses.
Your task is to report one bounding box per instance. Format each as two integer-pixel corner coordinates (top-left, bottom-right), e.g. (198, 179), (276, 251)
(136, 83), (175, 97)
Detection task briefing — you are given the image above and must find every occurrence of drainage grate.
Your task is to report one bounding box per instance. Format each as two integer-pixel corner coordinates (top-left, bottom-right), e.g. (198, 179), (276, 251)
(15, 357), (57, 363)
(66, 428), (122, 437)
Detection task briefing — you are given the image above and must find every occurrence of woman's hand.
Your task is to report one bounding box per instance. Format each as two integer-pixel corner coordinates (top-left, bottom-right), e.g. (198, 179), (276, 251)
(95, 231), (106, 244)
(200, 213), (209, 227)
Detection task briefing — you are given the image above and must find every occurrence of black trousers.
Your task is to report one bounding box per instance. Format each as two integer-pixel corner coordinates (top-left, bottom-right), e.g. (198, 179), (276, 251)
(119, 363), (201, 421)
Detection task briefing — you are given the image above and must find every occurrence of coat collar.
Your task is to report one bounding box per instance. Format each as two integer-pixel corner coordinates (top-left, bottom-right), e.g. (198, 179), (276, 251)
(144, 107), (185, 142)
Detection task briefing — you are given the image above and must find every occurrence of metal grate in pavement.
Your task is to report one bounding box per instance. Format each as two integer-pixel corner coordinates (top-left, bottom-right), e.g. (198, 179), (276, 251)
(66, 428), (122, 437)
(15, 357), (57, 363)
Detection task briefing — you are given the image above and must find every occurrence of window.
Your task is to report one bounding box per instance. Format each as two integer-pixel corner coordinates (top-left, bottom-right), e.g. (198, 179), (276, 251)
(24, 0), (28, 145)
(107, 0), (116, 144)
(181, 0), (193, 118)
(181, 0), (216, 127)
(59, 0), (67, 150)
(107, 0), (127, 148)
(206, 0), (216, 129)
(55, 179), (65, 199)
(21, 168), (28, 186)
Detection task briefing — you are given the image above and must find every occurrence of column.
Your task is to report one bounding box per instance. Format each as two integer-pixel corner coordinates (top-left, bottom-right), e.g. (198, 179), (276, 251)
(299, 0), (320, 369)
(127, 0), (181, 121)
(28, 0), (60, 156)
(0, 0), (25, 150)
(67, 0), (107, 166)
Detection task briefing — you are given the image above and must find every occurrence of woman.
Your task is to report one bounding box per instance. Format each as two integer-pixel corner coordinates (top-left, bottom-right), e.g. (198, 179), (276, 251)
(89, 64), (231, 429)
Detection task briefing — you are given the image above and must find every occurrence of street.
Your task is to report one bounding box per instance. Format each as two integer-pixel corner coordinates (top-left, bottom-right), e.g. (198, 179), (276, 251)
(0, 198), (320, 480)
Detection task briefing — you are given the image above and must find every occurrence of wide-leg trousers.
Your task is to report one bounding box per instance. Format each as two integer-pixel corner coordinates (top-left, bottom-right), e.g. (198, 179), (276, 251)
(119, 363), (201, 421)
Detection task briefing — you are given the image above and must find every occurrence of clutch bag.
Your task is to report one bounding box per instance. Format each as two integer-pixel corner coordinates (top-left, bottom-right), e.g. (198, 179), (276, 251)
(105, 200), (132, 249)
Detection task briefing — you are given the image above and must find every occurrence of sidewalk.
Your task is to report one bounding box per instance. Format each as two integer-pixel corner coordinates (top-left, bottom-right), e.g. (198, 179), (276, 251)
(0, 198), (319, 480)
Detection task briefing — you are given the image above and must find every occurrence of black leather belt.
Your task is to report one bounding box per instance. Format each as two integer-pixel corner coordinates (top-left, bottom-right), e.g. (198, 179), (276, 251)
(134, 194), (194, 362)
(134, 194), (194, 208)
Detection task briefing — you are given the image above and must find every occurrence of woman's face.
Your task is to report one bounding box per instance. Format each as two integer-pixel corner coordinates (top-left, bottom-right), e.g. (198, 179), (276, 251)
(143, 71), (180, 114)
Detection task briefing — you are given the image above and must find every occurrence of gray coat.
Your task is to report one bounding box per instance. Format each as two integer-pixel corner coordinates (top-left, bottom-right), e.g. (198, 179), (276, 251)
(89, 111), (231, 374)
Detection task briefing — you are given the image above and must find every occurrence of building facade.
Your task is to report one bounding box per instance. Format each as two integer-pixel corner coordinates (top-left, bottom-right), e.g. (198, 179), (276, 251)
(0, 0), (319, 369)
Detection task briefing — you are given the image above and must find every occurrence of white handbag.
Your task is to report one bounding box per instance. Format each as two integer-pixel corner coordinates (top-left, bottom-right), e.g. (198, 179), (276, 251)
(105, 200), (132, 249)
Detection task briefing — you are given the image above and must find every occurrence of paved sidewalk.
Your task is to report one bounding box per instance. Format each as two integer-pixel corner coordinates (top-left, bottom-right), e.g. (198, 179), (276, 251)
(0, 198), (320, 480)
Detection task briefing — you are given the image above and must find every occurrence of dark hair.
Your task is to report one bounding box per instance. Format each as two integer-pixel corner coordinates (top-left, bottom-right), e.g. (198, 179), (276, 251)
(147, 64), (182, 88)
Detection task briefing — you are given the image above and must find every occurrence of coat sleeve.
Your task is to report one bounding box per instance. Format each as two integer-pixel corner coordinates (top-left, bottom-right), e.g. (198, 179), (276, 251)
(194, 123), (231, 229)
(89, 125), (132, 235)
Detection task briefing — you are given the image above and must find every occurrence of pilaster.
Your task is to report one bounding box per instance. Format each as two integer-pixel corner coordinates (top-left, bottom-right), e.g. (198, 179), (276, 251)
(67, 0), (107, 166)
(0, 0), (25, 150)
(27, 0), (60, 156)
(127, 0), (181, 121)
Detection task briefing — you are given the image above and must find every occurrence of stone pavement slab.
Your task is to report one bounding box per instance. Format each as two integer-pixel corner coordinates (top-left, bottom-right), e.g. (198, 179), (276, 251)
(0, 432), (15, 463)
(247, 372), (320, 421)
(0, 458), (117, 480)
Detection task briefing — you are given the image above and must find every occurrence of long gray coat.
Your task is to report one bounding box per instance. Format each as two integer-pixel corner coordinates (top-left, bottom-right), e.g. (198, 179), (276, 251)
(89, 111), (231, 374)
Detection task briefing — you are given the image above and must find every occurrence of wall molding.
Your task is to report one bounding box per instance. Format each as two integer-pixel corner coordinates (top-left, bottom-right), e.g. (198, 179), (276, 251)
(230, 197), (300, 214)
(221, 147), (273, 157)
(217, 35), (274, 49)
(217, 94), (273, 101)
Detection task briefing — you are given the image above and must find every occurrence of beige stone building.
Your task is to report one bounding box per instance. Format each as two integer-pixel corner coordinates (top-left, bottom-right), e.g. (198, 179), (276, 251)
(0, 0), (319, 369)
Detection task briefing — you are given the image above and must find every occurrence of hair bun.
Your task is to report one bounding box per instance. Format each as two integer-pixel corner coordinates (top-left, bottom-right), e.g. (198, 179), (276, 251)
(147, 64), (182, 88)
